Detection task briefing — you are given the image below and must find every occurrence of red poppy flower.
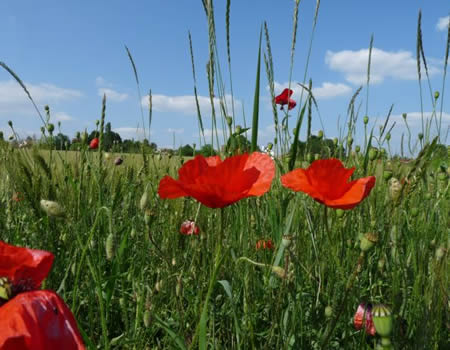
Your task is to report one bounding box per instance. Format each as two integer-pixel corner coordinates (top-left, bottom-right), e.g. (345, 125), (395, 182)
(256, 239), (274, 250)
(0, 241), (85, 349)
(89, 137), (99, 149)
(158, 152), (275, 208)
(354, 303), (376, 336)
(180, 220), (200, 235)
(274, 88), (296, 111)
(281, 158), (375, 210)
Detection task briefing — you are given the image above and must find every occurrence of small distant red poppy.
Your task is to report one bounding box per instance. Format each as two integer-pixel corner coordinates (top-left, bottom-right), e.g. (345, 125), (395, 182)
(275, 88), (297, 111)
(256, 239), (274, 250)
(354, 303), (376, 336)
(281, 158), (376, 210)
(180, 220), (200, 235)
(12, 192), (23, 203)
(0, 241), (85, 349)
(158, 152), (275, 208)
(89, 137), (99, 149)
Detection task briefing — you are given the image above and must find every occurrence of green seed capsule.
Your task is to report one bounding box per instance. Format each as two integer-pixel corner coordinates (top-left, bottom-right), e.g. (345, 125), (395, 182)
(372, 304), (393, 337)
(363, 116), (369, 124)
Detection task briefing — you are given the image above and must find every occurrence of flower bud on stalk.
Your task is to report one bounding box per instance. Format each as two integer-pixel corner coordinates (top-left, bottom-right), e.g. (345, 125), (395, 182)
(40, 199), (65, 217)
(360, 232), (378, 252)
(372, 304), (393, 337)
(388, 178), (402, 202)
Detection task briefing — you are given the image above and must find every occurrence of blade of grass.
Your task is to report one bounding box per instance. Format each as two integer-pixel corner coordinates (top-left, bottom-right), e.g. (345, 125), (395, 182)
(251, 28), (262, 152)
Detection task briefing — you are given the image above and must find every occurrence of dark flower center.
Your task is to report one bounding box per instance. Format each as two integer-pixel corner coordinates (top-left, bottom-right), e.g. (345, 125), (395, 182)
(0, 276), (37, 306)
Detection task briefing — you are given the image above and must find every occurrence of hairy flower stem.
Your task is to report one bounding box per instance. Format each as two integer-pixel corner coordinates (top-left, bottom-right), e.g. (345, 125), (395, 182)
(321, 252), (365, 349)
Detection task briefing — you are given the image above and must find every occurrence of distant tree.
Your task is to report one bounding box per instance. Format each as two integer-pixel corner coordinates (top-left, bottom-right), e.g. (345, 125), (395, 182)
(197, 144), (216, 157)
(225, 135), (252, 154)
(179, 144), (194, 157)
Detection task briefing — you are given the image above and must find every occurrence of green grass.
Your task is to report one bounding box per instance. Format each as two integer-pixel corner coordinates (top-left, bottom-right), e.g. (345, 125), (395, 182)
(0, 142), (448, 349)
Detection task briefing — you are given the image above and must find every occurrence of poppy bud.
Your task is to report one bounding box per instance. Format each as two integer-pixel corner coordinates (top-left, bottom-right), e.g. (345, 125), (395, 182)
(89, 137), (99, 149)
(143, 309), (151, 327)
(8, 120), (13, 127)
(355, 145), (361, 153)
(271, 266), (286, 279)
(140, 190), (148, 211)
(317, 130), (324, 139)
(114, 157), (123, 166)
(360, 232), (378, 252)
(435, 246), (446, 260)
(377, 258), (385, 272)
(180, 220), (200, 235)
(347, 136), (353, 145)
(314, 153), (320, 161)
(105, 233), (115, 260)
(226, 116), (233, 127)
(383, 170), (393, 181)
(336, 209), (345, 218)
(47, 123), (55, 134)
(267, 142), (273, 151)
(402, 113), (407, 120)
(389, 178), (402, 202)
(333, 137), (338, 146)
(324, 305), (333, 318)
(410, 207), (419, 217)
(81, 131), (88, 144)
(385, 133), (391, 141)
(40, 199), (65, 217)
(95, 120), (100, 126)
(372, 304), (393, 337)
(235, 125), (242, 134)
(434, 91), (440, 99)
(0, 277), (12, 300)
(363, 116), (369, 124)
(307, 153), (313, 163)
(418, 133), (423, 140)
(368, 148), (378, 161)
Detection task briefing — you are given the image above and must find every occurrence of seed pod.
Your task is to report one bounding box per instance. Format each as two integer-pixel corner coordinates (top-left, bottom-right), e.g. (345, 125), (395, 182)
(324, 305), (333, 318)
(355, 145), (361, 153)
(106, 233), (115, 260)
(226, 116), (232, 127)
(336, 209), (345, 218)
(388, 178), (402, 202)
(363, 116), (369, 124)
(360, 232), (378, 252)
(368, 148), (378, 161)
(143, 309), (151, 328)
(47, 123), (55, 134)
(383, 170), (393, 181)
(40, 199), (65, 217)
(317, 130), (324, 139)
(372, 304), (393, 337)
(434, 91), (440, 99)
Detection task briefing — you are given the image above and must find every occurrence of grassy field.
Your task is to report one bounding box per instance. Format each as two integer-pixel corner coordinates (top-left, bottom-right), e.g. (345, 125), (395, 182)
(0, 143), (448, 349)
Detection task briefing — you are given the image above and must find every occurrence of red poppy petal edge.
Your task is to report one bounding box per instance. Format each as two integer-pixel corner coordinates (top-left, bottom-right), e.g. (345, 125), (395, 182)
(325, 176), (376, 210)
(245, 152), (275, 196)
(0, 241), (54, 287)
(158, 176), (188, 199)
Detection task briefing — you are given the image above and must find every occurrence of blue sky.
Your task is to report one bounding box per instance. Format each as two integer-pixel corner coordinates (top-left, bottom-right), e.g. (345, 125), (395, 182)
(1, 0), (449, 154)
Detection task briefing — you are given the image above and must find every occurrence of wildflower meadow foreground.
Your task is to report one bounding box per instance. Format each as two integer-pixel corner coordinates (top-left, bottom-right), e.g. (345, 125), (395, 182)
(0, 1), (449, 349)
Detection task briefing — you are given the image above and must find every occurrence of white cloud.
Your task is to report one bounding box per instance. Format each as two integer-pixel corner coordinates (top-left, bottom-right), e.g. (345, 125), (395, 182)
(325, 48), (440, 85)
(0, 80), (82, 114)
(388, 111), (450, 126)
(141, 94), (240, 116)
(52, 112), (75, 122)
(272, 81), (351, 100)
(113, 127), (148, 140)
(167, 128), (184, 134)
(436, 16), (450, 31)
(95, 76), (107, 87)
(98, 88), (128, 102)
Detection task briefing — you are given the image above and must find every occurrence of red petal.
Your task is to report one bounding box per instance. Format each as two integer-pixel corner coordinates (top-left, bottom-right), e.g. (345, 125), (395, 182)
(275, 88), (294, 105)
(0, 241), (54, 288)
(0, 290), (85, 350)
(325, 176), (376, 209)
(281, 168), (324, 202)
(287, 98), (297, 110)
(245, 152), (275, 196)
(158, 176), (187, 199)
(353, 303), (367, 331)
(177, 155), (211, 183)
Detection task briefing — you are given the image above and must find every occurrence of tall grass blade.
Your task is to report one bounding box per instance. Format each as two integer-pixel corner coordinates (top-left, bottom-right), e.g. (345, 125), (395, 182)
(0, 61), (46, 126)
(366, 34), (374, 118)
(288, 101), (307, 171)
(125, 45), (147, 140)
(438, 17), (450, 141)
(251, 28), (262, 152)
(416, 10), (425, 136)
